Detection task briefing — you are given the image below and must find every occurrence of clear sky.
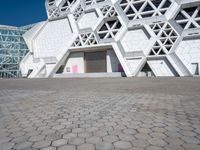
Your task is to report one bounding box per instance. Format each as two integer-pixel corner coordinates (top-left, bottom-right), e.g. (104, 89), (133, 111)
(0, 0), (47, 27)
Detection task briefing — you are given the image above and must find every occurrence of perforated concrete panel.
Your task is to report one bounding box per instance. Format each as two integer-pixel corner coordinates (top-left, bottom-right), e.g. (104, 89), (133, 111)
(20, 0), (200, 78)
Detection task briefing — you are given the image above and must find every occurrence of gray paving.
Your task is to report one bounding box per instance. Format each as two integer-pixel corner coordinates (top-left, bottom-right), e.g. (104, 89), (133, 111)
(0, 77), (200, 150)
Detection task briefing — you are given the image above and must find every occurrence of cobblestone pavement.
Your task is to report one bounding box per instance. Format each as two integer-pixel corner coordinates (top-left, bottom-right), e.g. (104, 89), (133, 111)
(0, 78), (200, 150)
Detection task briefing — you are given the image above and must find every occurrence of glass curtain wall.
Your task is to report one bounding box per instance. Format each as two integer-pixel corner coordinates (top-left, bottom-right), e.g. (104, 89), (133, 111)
(0, 25), (32, 78)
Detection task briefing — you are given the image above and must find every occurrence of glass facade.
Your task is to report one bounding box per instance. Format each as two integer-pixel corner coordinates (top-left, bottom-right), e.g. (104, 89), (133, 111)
(0, 25), (32, 78)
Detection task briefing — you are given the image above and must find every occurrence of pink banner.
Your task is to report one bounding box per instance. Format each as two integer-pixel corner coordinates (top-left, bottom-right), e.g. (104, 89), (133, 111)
(72, 65), (78, 73)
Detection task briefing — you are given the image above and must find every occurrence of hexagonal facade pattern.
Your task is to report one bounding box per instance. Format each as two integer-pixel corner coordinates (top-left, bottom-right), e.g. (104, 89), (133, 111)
(20, 0), (200, 78)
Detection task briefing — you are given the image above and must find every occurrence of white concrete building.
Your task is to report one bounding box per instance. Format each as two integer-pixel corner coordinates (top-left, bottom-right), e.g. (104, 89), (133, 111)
(20, 0), (200, 78)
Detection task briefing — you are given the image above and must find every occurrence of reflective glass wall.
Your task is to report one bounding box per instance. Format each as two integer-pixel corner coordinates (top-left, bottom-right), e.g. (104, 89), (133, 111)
(0, 25), (32, 78)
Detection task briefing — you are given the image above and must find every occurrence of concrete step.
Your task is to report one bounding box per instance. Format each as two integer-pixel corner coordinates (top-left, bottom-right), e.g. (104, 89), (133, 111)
(53, 72), (125, 78)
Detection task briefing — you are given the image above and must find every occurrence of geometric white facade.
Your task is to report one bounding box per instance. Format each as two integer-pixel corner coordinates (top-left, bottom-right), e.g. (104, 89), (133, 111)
(20, 0), (200, 78)
(176, 39), (200, 75)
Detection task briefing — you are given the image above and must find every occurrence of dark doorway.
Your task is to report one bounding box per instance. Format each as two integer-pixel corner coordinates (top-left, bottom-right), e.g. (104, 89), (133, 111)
(85, 51), (107, 73)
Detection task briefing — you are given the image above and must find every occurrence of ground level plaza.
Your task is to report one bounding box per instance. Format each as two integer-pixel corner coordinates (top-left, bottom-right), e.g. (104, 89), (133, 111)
(0, 78), (200, 150)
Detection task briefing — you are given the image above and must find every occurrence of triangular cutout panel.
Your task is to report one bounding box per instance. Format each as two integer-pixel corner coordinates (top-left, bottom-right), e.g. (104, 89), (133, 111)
(134, 2), (144, 11)
(175, 12), (186, 20)
(184, 7), (197, 16)
(100, 24), (108, 31)
(158, 49), (166, 55)
(189, 22), (196, 29)
(126, 6), (135, 15)
(143, 3), (154, 12)
(151, 0), (162, 7)
(161, 0), (171, 9)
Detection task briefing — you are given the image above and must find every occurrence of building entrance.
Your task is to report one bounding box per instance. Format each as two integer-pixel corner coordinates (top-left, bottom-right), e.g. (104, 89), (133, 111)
(85, 51), (107, 73)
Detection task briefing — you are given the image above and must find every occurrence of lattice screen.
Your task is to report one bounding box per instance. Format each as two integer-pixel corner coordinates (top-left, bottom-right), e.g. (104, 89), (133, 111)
(175, 6), (200, 29)
(72, 33), (98, 47)
(149, 22), (178, 56)
(100, 5), (118, 17)
(97, 19), (122, 39)
(119, 0), (172, 20)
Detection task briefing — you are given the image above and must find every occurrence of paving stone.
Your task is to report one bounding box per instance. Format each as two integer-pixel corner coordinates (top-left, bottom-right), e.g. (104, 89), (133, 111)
(118, 134), (135, 141)
(114, 141), (132, 149)
(57, 145), (76, 150)
(128, 147), (144, 150)
(0, 132), (10, 138)
(11, 135), (29, 144)
(86, 127), (99, 132)
(181, 136), (200, 144)
(32, 140), (51, 149)
(164, 137), (184, 146)
(27, 131), (41, 136)
(164, 145), (185, 150)
(131, 139), (150, 148)
(29, 135), (45, 142)
(179, 125), (194, 131)
(146, 146), (164, 150)
(165, 126), (181, 132)
(41, 146), (56, 150)
(0, 137), (12, 144)
(103, 135), (119, 143)
(77, 143), (95, 150)
(1, 79), (200, 150)
(13, 141), (32, 149)
(45, 132), (62, 141)
(180, 130), (197, 137)
(165, 131), (182, 138)
(114, 125), (127, 130)
(182, 143), (200, 150)
(72, 128), (85, 133)
(86, 136), (102, 144)
(140, 123), (153, 128)
(96, 142), (114, 150)
(22, 148), (38, 150)
(152, 127), (166, 133)
(0, 142), (14, 150)
(123, 129), (137, 135)
(108, 129), (123, 136)
(148, 138), (167, 147)
(78, 132), (92, 138)
(68, 137), (84, 145)
(42, 129), (56, 135)
(137, 128), (152, 133)
(134, 133), (151, 140)
(150, 132), (166, 139)
(63, 133), (77, 139)
(52, 139), (68, 147)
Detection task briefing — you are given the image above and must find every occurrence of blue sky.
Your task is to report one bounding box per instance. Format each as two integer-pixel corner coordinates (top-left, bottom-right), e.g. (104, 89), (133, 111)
(0, 0), (47, 27)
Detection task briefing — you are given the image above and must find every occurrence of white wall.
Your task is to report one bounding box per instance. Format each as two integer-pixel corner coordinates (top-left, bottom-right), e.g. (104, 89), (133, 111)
(107, 50), (122, 72)
(147, 60), (175, 76)
(176, 38), (200, 75)
(78, 11), (98, 30)
(127, 58), (144, 75)
(33, 18), (73, 58)
(121, 29), (151, 54)
(23, 21), (46, 53)
(64, 52), (84, 73)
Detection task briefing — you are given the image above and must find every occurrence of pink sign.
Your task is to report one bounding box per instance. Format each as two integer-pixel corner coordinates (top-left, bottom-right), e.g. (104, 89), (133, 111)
(72, 65), (78, 73)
